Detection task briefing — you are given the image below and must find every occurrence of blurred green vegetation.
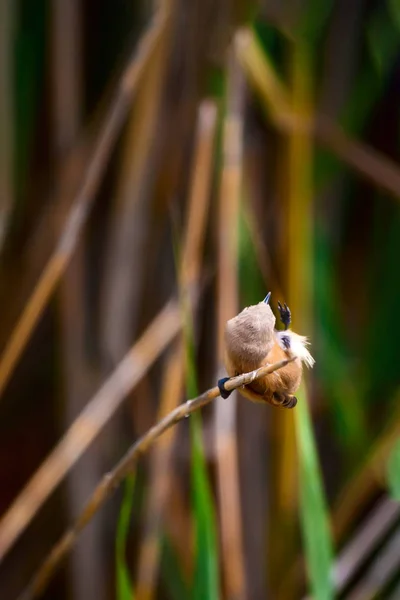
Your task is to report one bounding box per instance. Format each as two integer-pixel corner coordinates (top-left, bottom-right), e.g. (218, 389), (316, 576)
(116, 475), (135, 600)
(2, 1), (400, 599)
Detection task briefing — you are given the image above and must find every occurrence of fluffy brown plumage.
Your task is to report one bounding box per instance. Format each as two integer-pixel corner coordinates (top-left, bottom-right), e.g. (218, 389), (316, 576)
(223, 300), (314, 409)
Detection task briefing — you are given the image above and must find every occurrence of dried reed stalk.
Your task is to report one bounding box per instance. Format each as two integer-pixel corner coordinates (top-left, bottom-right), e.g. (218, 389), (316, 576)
(18, 357), (294, 600)
(52, 1), (105, 598)
(0, 300), (181, 562)
(236, 27), (400, 201)
(135, 99), (218, 600)
(101, 0), (174, 363)
(0, 3), (169, 401)
(214, 49), (247, 600)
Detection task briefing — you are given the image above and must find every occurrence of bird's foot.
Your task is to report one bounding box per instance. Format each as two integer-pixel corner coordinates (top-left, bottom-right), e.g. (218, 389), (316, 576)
(277, 301), (291, 330)
(217, 377), (232, 399)
(273, 392), (297, 409)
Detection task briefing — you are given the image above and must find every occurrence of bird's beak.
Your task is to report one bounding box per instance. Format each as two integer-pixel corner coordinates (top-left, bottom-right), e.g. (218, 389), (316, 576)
(263, 292), (271, 304)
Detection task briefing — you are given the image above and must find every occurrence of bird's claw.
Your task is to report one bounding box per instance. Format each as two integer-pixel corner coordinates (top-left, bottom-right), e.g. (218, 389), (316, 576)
(273, 392), (297, 409)
(282, 395), (297, 409)
(277, 301), (291, 330)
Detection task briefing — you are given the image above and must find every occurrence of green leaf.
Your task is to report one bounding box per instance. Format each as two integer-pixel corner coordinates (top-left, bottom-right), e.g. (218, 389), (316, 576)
(14, 1), (47, 223)
(343, 3), (400, 133)
(297, 0), (334, 44)
(177, 259), (219, 600)
(295, 385), (334, 600)
(160, 535), (190, 600)
(238, 204), (266, 307)
(366, 6), (399, 75)
(314, 228), (368, 453)
(115, 475), (135, 600)
(388, 0), (400, 29)
(364, 201), (400, 402)
(190, 414), (219, 600)
(184, 323), (219, 600)
(387, 438), (400, 500)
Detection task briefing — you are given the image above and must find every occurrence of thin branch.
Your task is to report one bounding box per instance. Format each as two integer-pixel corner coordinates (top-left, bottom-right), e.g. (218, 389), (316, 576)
(0, 300), (181, 562)
(18, 357), (294, 600)
(0, 3), (169, 401)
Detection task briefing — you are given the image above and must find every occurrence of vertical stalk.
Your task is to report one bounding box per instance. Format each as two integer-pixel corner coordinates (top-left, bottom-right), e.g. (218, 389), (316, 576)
(214, 49), (247, 600)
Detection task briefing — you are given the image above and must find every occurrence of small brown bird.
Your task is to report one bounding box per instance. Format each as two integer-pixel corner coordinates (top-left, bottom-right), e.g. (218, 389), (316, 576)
(218, 292), (314, 408)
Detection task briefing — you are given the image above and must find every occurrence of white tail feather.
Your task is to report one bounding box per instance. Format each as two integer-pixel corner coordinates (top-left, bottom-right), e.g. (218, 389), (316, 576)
(277, 331), (315, 368)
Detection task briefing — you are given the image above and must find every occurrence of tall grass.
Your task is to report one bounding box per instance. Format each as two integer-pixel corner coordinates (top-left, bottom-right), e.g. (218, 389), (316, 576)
(2, 1), (400, 599)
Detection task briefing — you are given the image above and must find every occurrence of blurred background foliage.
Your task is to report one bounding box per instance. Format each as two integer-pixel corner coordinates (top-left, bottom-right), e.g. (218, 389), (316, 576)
(1, 0), (400, 599)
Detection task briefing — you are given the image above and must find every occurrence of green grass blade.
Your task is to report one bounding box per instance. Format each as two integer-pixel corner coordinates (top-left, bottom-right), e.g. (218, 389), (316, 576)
(364, 201), (400, 403)
(387, 438), (400, 501)
(314, 2), (400, 190)
(388, 0), (400, 27)
(238, 205), (265, 307)
(314, 229), (368, 453)
(186, 340), (219, 599)
(171, 187), (219, 600)
(115, 475), (135, 600)
(181, 300), (219, 600)
(190, 413), (219, 600)
(295, 385), (334, 600)
(297, 0), (334, 45)
(160, 535), (190, 600)
(14, 2), (47, 219)
(343, 2), (400, 133)
(366, 3), (399, 75)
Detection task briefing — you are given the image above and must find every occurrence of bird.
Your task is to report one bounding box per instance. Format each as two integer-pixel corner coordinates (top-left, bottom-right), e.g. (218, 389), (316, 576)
(217, 292), (314, 408)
